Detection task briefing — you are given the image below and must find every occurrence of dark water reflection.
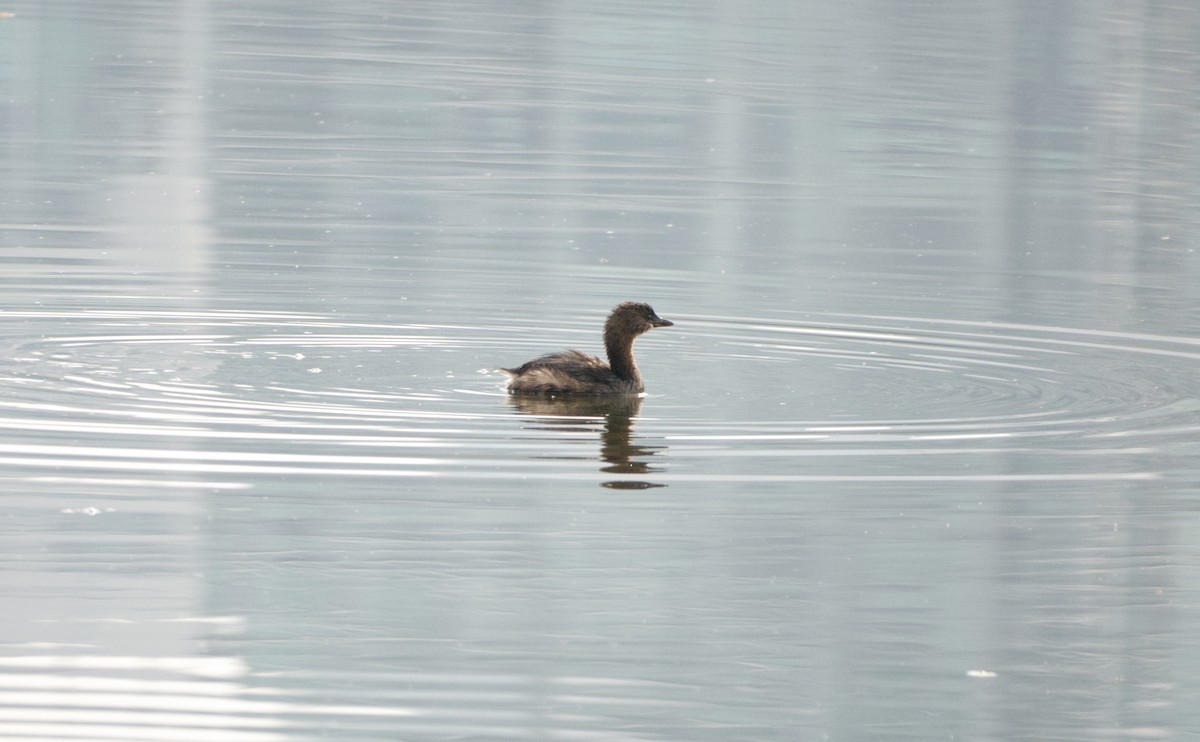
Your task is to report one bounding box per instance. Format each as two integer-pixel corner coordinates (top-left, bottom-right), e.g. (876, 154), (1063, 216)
(3, 0), (1200, 740)
(507, 394), (669, 488)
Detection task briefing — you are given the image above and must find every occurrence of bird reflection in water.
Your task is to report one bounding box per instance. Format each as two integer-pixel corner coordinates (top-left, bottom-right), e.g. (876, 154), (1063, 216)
(506, 395), (667, 489)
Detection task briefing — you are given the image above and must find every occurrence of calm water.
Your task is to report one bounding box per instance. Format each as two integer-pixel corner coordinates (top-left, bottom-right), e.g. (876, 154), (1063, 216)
(3, 1), (1200, 740)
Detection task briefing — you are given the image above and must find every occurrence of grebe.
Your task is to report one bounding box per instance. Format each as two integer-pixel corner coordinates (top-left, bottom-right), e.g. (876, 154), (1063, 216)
(501, 302), (673, 395)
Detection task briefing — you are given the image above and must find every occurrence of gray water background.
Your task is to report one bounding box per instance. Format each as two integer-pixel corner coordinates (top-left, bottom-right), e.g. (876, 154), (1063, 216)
(2, 2), (1200, 740)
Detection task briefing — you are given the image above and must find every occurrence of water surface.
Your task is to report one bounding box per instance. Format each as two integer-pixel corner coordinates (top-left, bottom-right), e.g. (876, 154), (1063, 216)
(2, 1), (1200, 740)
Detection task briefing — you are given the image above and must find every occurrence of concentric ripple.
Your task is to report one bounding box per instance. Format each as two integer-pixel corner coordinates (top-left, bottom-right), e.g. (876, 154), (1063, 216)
(1, 308), (1198, 740)
(651, 311), (1200, 483)
(0, 307), (1197, 488)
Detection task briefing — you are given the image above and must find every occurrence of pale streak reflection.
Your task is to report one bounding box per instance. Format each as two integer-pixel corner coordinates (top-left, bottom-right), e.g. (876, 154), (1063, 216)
(0, 655), (416, 742)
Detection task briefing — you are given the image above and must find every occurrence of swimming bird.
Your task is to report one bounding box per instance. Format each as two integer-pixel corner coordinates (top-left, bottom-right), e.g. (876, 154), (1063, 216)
(501, 302), (673, 395)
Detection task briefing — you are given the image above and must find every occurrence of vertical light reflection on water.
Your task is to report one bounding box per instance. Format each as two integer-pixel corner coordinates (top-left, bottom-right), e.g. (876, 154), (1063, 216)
(987, 477), (1186, 741)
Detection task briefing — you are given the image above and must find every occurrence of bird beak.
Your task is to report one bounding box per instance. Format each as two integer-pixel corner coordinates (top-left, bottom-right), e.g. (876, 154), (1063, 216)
(652, 317), (674, 328)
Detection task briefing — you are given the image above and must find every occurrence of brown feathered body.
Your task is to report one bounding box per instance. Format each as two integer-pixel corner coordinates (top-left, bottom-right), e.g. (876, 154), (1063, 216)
(502, 302), (673, 395)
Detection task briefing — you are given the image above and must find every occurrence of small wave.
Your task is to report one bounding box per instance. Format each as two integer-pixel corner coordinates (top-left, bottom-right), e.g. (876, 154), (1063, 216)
(0, 308), (1193, 486)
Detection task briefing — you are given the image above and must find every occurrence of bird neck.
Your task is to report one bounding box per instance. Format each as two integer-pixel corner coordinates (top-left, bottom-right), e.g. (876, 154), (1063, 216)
(604, 327), (641, 383)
